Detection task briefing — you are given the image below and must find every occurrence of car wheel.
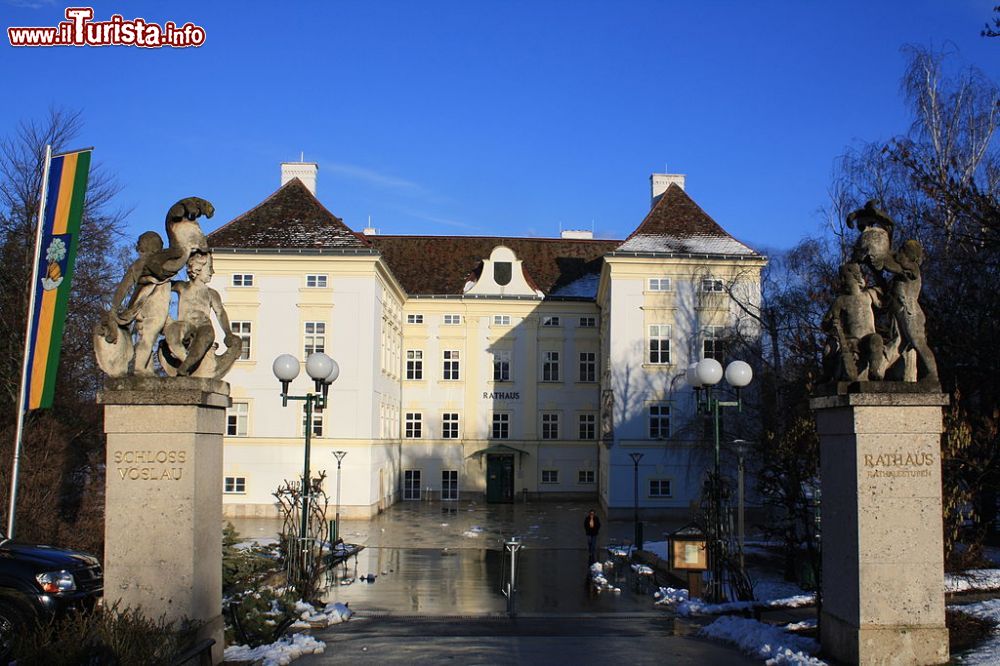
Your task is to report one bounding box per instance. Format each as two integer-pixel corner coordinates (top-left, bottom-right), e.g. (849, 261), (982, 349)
(0, 598), (28, 662)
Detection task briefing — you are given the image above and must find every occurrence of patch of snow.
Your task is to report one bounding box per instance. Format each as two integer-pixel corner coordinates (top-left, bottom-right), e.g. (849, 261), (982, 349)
(617, 234), (757, 256)
(224, 633), (326, 666)
(782, 619), (818, 632)
(699, 616), (826, 666)
(631, 563), (654, 576)
(589, 560), (620, 593)
(290, 600), (354, 628)
(946, 569), (1000, 593)
(607, 544), (633, 558)
(549, 273), (600, 298)
(950, 598), (1000, 664)
(654, 586), (815, 616)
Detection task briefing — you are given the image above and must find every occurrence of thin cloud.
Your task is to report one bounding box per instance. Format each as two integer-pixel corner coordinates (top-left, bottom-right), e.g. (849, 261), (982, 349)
(324, 161), (425, 193)
(393, 206), (484, 233)
(5, 0), (58, 8)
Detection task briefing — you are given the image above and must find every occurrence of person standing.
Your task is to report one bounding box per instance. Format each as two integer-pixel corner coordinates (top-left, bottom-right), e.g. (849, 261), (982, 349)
(584, 509), (601, 562)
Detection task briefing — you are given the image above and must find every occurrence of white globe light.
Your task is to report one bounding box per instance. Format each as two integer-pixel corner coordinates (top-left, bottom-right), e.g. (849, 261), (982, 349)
(696, 358), (724, 386)
(324, 359), (340, 384)
(686, 363), (703, 388)
(306, 352), (334, 381)
(272, 354), (300, 382)
(725, 360), (753, 388)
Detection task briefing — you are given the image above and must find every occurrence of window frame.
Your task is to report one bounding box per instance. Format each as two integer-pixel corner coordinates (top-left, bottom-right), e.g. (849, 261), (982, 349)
(492, 349), (511, 382)
(231, 321), (252, 360)
(231, 274), (254, 287)
(578, 469), (595, 485)
(541, 412), (559, 440)
(648, 277), (672, 292)
(443, 314), (462, 325)
(492, 314), (511, 326)
(441, 470), (459, 501)
(443, 350), (461, 381)
(541, 315), (561, 327)
(578, 316), (596, 328)
(224, 476), (247, 494)
(491, 413), (510, 440)
(702, 278), (725, 293)
(403, 470), (422, 500)
(404, 412), (422, 439)
(649, 403), (670, 439)
(406, 314), (424, 324)
(648, 324), (671, 364)
(227, 401), (249, 437)
(442, 413), (460, 439)
(305, 274), (328, 288)
(542, 350), (560, 382)
(578, 351), (596, 382)
(578, 413), (596, 440)
(649, 478), (673, 498)
(541, 469), (559, 484)
(406, 349), (424, 380)
(304, 321), (326, 357)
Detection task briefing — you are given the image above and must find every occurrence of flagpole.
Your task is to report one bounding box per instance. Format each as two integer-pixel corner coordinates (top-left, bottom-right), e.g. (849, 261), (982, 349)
(7, 145), (52, 540)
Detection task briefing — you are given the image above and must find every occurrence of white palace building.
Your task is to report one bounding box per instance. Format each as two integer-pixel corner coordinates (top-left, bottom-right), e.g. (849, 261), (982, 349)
(208, 163), (765, 519)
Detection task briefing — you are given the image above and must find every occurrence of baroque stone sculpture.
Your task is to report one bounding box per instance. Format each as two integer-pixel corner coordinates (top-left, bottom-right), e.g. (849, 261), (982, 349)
(94, 197), (241, 380)
(821, 200), (938, 383)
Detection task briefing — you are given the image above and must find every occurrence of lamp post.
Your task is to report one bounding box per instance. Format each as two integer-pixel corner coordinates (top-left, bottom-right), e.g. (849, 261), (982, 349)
(332, 450), (347, 542)
(629, 452), (644, 551)
(272, 352), (340, 542)
(731, 439), (750, 574)
(688, 358), (752, 602)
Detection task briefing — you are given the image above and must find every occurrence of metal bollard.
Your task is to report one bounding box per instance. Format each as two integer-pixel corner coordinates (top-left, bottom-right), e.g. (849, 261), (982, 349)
(501, 536), (523, 617)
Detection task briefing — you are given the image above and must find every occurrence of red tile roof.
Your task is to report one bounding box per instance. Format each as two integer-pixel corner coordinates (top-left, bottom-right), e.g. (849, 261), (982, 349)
(367, 235), (619, 296)
(208, 178), (370, 249)
(616, 184), (757, 255)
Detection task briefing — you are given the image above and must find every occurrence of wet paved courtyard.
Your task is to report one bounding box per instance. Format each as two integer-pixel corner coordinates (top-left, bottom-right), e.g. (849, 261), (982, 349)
(231, 499), (688, 615)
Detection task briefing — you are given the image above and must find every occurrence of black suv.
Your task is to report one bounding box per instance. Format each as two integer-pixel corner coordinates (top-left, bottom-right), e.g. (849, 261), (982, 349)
(0, 533), (103, 657)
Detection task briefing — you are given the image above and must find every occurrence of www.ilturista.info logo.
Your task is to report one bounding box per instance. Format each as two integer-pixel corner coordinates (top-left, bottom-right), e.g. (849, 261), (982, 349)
(8, 7), (205, 48)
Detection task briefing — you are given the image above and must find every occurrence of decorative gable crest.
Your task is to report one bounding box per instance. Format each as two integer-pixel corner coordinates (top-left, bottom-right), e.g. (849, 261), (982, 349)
(464, 246), (543, 297)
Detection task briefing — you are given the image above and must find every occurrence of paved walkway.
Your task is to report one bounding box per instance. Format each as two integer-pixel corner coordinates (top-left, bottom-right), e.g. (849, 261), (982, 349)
(296, 615), (758, 665)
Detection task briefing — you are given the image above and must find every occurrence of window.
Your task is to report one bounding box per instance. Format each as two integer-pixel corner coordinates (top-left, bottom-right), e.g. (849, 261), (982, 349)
(702, 278), (724, 293)
(224, 476), (246, 494)
(231, 321), (252, 360)
(649, 404), (670, 439)
(403, 470), (421, 500)
(542, 315), (561, 327)
(493, 350), (511, 381)
(407, 314), (424, 324)
(648, 277), (672, 291)
(443, 314), (462, 325)
(304, 322), (326, 356)
(406, 350), (423, 380)
(227, 402), (248, 437)
(579, 316), (596, 328)
(649, 479), (672, 497)
(491, 413), (510, 439)
(405, 413), (422, 439)
(303, 407), (323, 437)
(578, 413), (596, 440)
(579, 352), (596, 382)
(648, 325), (671, 364)
(493, 314), (511, 326)
(306, 274), (328, 288)
(541, 413), (559, 439)
(442, 470), (459, 501)
(542, 351), (560, 381)
(443, 350), (461, 380)
(578, 470), (595, 484)
(541, 470), (559, 484)
(232, 274), (254, 287)
(442, 413), (460, 439)
(702, 326), (728, 361)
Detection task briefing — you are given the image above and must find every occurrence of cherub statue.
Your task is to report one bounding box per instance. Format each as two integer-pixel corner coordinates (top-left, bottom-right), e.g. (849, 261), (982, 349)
(158, 252), (242, 378)
(821, 263), (886, 381)
(883, 239), (938, 382)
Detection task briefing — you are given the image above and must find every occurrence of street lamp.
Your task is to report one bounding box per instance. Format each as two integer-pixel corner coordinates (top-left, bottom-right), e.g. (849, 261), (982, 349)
(629, 452), (644, 551)
(273, 352), (340, 543)
(689, 358), (752, 602)
(731, 439), (751, 574)
(332, 450), (347, 543)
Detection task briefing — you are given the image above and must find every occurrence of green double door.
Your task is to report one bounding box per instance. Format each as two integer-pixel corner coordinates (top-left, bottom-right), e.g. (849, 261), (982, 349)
(486, 454), (515, 503)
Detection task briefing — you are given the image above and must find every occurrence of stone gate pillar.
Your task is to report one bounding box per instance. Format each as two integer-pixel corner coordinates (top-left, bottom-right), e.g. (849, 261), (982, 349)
(98, 376), (228, 665)
(811, 385), (949, 665)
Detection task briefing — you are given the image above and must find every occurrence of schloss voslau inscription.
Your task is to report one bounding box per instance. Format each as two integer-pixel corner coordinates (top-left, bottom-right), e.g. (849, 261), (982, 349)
(113, 449), (186, 481)
(863, 451), (934, 479)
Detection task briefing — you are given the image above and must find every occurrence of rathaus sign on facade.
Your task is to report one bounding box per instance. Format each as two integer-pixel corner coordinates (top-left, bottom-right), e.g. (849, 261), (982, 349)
(208, 164), (765, 518)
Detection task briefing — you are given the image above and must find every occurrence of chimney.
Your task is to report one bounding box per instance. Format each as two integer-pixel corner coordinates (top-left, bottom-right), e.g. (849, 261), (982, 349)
(281, 161), (318, 195)
(650, 173), (685, 207)
(561, 229), (593, 239)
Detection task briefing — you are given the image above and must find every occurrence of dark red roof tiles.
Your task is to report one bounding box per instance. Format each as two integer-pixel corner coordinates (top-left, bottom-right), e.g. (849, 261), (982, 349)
(207, 178), (370, 250)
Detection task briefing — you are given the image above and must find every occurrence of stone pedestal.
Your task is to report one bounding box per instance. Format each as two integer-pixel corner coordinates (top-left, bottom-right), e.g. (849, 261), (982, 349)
(98, 377), (229, 665)
(811, 385), (949, 665)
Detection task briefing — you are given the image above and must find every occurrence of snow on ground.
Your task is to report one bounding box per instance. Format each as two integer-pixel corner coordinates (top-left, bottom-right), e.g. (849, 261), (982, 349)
(462, 525), (485, 538)
(950, 599), (1000, 665)
(224, 632), (326, 666)
(699, 616), (827, 666)
(631, 563), (654, 576)
(653, 585), (815, 616)
(224, 601), (353, 666)
(589, 561), (621, 594)
(946, 569), (1000, 593)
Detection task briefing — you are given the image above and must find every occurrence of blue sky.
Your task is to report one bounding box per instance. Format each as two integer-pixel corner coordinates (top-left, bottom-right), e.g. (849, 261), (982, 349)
(3, 1), (998, 251)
